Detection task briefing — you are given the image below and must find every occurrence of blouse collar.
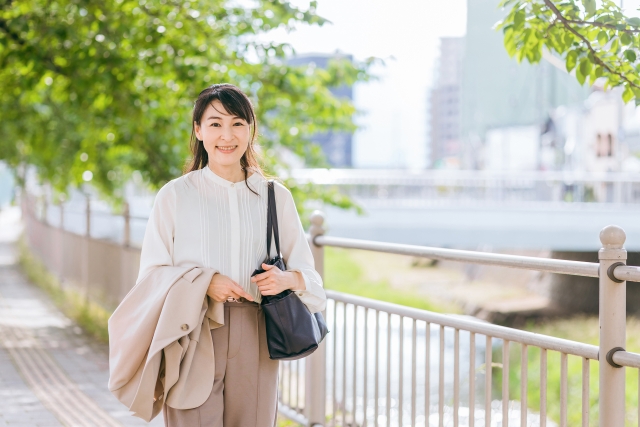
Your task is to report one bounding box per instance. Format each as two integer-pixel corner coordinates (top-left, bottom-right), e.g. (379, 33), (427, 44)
(202, 165), (263, 188)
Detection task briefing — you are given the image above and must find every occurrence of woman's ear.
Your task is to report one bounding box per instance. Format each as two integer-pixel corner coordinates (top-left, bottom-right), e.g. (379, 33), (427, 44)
(194, 122), (202, 140)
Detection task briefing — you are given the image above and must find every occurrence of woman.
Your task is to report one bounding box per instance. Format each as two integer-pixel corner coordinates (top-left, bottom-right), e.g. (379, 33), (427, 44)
(137, 83), (327, 426)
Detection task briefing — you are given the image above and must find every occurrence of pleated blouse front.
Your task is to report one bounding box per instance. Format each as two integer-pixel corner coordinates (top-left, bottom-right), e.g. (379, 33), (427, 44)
(137, 166), (326, 313)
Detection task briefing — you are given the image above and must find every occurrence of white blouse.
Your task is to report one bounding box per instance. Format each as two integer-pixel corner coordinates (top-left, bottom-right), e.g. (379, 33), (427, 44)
(137, 166), (326, 313)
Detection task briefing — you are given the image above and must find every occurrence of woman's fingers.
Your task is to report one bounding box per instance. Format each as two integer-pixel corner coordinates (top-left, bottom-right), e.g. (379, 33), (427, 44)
(251, 265), (281, 283)
(259, 287), (274, 295)
(230, 281), (254, 301)
(251, 270), (269, 282)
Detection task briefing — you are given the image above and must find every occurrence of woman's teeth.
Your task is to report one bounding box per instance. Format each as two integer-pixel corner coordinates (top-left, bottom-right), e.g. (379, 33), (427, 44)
(217, 146), (237, 152)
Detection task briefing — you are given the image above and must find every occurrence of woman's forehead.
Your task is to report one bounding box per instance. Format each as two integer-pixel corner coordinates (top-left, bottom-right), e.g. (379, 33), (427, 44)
(202, 100), (246, 121)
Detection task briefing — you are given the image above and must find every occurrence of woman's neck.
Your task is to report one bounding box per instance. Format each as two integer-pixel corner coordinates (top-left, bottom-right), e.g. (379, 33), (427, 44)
(207, 162), (250, 183)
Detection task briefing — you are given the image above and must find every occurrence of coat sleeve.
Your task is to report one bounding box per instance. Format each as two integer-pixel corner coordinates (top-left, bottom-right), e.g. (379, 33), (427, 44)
(276, 184), (327, 313)
(137, 181), (177, 284)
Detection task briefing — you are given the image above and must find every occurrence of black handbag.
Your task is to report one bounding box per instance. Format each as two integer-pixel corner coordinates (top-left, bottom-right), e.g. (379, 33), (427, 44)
(251, 180), (328, 360)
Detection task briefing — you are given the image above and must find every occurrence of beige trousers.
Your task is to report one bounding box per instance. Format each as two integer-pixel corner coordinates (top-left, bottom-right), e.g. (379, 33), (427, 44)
(163, 301), (279, 427)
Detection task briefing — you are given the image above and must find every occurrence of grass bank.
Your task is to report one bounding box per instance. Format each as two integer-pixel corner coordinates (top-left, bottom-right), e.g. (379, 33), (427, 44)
(324, 246), (460, 313)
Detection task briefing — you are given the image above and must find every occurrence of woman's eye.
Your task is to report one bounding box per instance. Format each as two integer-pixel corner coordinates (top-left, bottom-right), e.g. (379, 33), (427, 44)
(233, 122), (244, 126)
(210, 123), (220, 127)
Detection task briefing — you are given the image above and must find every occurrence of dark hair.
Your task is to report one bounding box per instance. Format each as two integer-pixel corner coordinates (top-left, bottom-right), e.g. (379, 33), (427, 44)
(185, 83), (264, 194)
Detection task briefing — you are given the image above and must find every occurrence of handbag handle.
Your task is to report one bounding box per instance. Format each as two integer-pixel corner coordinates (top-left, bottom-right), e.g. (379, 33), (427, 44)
(266, 180), (281, 258)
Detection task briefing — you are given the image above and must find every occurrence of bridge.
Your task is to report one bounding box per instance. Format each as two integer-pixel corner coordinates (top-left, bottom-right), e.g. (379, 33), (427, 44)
(25, 169), (640, 251)
(291, 169), (640, 251)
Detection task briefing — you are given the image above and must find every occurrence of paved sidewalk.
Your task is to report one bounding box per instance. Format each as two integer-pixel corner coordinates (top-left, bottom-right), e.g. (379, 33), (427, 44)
(0, 207), (163, 427)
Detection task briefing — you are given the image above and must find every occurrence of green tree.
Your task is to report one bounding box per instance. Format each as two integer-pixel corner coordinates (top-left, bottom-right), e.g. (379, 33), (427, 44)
(0, 0), (371, 213)
(497, 0), (640, 104)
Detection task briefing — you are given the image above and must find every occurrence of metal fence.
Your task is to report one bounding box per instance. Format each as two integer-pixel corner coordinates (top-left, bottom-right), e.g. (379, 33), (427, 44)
(291, 169), (640, 206)
(288, 213), (640, 427)
(21, 193), (640, 426)
(22, 195), (140, 310)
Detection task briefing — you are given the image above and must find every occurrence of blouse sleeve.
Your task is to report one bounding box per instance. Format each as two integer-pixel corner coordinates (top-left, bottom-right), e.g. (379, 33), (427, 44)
(276, 184), (327, 313)
(136, 181), (177, 284)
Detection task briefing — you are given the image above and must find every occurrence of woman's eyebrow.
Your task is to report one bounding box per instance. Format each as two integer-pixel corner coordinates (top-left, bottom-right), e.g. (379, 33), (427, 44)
(205, 115), (243, 120)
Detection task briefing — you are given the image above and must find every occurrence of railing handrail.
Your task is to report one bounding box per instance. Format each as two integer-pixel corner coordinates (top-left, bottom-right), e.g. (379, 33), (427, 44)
(612, 350), (640, 368)
(291, 168), (640, 185)
(327, 290), (599, 359)
(314, 235), (640, 283)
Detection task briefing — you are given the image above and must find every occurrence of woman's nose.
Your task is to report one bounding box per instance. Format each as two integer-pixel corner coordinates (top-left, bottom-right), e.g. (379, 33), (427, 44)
(220, 125), (233, 140)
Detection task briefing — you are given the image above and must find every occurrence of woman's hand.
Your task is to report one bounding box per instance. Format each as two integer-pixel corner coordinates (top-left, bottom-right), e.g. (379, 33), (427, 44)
(250, 263), (305, 296)
(207, 273), (254, 302)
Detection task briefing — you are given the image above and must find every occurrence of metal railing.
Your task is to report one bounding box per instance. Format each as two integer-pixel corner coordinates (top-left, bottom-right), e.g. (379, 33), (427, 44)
(21, 193), (640, 426)
(283, 212), (640, 427)
(291, 169), (640, 206)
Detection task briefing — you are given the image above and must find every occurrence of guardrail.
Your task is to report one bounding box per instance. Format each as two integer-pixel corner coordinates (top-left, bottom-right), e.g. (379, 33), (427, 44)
(291, 168), (640, 206)
(22, 193), (640, 426)
(294, 212), (640, 427)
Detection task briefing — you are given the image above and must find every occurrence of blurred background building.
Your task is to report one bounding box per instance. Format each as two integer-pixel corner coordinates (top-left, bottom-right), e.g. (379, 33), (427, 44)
(288, 53), (354, 167)
(427, 0), (590, 172)
(428, 37), (464, 169)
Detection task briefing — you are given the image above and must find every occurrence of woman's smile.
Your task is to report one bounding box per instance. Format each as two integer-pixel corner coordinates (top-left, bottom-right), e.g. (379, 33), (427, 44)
(216, 145), (238, 153)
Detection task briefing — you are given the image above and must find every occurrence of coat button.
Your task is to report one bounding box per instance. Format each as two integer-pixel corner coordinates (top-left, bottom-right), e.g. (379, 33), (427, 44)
(181, 324), (189, 331)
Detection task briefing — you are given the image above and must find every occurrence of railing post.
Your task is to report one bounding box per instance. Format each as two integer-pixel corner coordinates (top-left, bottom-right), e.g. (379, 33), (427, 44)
(123, 201), (130, 247)
(85, 195), (91, 238)
(42, 196), (48, 225)
(83, 195), (91, 303)
(306, 210), (326, 426)
(57, 198), (65, 284)
(59, 198), (64, 230)
(598, 225), (627, 427)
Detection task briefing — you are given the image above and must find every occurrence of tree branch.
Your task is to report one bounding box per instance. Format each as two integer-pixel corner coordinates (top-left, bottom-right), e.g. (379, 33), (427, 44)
(564, 18), (640, 34)
(543, 0), (640, 90)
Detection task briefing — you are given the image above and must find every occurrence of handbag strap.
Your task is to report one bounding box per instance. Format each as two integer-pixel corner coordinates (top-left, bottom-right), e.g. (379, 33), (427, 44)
(266, 180), (281, 258)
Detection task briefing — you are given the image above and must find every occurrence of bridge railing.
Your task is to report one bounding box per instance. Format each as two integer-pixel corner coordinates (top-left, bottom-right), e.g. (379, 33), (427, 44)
(291, 169), (640, 206)
(286, 211), (640, 427)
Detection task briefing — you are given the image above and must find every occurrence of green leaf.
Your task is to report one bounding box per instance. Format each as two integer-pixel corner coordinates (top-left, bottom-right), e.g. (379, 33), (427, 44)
(576, 64), (586, 85)
(514, 9), (525, 29)
(610, 38), (620, 54)
(625, 49), (637, 62)
(597, 31), (609, 46)
(566, 50), (578, 72)
(564, 33), (574, 47)
(627, 17), (640, 27)
(579, 57), (592, 78)
(595, 66), (604, 78)
(622, 85), (634, 103)
(581, 0), (596, 16)
(621, 32), (632, 46)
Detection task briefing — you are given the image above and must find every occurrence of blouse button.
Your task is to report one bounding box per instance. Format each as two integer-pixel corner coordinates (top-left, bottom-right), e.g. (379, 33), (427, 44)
(230, 183), (234, 187)
(181, 324), (189, 331)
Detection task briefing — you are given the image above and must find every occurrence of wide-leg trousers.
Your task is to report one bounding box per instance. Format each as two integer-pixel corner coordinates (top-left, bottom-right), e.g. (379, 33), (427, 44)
(163, 301), (279, 427)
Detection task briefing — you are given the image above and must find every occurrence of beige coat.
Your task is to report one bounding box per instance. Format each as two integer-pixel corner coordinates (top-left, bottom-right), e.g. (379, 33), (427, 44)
(108, 266), (224, 422)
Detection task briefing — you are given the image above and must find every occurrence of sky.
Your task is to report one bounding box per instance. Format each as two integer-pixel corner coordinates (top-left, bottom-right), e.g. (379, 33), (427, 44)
(265, 0), (467, 169)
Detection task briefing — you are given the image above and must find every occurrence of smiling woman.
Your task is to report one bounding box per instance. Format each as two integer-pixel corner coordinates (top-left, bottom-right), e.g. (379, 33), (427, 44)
(186, 84), (262, 192)
(109, 83), (327, 427)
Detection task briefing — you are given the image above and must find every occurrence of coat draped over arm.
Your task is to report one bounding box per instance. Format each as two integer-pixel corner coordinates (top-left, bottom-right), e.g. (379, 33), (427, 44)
(108, 266), (224, 422)
(108, 180), (225, 422)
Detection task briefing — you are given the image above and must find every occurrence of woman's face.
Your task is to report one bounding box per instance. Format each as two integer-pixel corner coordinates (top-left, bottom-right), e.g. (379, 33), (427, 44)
(194, 100), (251, 169)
